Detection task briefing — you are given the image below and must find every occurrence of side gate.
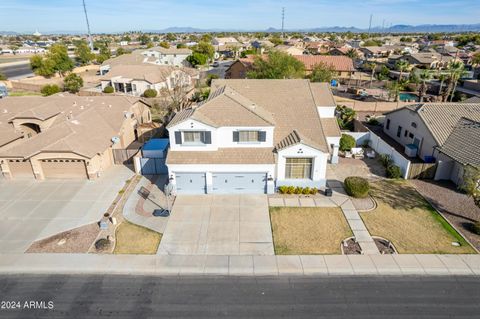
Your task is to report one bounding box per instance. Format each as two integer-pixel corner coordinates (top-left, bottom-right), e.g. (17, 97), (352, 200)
(140, 158), (168, 175)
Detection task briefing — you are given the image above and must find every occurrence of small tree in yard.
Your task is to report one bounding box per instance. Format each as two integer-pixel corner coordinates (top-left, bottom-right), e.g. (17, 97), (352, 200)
(309, 62), (336, 83)
(339, 134), (356, 151)
(386, 165), (402, 179)
(462, 166), (480, 209)
(247, 51), (305, 79)
(103, 86), (114, 93)
(41, 84), (61, 96)
(63, 73), (83, 93)
(0, 72), (6, 80)
(143, 88), (158, 98)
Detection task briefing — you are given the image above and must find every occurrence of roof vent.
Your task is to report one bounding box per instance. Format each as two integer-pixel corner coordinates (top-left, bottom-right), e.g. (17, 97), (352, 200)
(70, 120), (80, 125)
(2, 109), (7, 114)
(111, 136), (120, 144)
(108, 104), (112, 108)
(80, 105), (84, 110)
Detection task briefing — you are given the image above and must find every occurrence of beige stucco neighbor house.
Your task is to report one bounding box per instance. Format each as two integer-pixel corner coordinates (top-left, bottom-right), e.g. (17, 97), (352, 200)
(0, 94), (152, 180)
(165, 79), (341, 194)
(383, 103), (480, 185)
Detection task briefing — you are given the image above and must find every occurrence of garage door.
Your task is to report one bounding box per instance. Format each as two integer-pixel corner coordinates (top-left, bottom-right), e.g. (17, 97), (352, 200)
(212, 173), (266, 194)
(8, 159), (34, 178)
(175, 172), (206, 194)
(41, 159), (88, 179)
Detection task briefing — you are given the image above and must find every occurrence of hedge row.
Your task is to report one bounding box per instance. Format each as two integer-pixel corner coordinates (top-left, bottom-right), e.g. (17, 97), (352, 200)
(278, 186), (319, 195)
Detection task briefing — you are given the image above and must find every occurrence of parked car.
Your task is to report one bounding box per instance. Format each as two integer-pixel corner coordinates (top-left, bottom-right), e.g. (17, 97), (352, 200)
(212, 61), (220, 67)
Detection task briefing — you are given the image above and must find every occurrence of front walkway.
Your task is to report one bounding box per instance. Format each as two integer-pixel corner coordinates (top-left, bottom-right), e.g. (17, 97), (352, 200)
(158, 194), (274, 256)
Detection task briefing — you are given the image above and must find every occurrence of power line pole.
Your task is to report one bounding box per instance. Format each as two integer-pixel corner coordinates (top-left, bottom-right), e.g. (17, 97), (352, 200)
(82, 0), (94, 51)
(281, 7), (285, 39)
(368, 14), (373, 34)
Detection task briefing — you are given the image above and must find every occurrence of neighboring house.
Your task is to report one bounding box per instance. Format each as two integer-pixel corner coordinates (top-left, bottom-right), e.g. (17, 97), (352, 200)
(401, 52), (458, 69)
(165, 79), (341, 194)
(328, 47), (364, 59)
(251, 40), (275, 53)
(274, 45), (304, 56)
(293, 55), (356, 78)
(100, 64), (196, 97)
(382, 103), (480, 185)
(212, 37), (239, 46)
(225, 56), (256, 79)
(141, 46), (192, 66)
(305, 41), (333, 55)
(435, 118), (480, 186)
(0, 94), (152, 180)
(360, 46), (398, 59)
(99, 53), (152, 75)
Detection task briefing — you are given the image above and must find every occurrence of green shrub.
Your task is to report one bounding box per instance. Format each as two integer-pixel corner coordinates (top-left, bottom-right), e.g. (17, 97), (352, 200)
(40, 84), (61, 96)
(103, 85), (114, 93)
(339, 134), (356, 151)
(294, 187), (302, 195)
(386, 165), (402, 179)
(379, 154), (393, 168)
(310, 187), (318, 195)
(344, 176), (370, 198)
(278, 186), (288, 194)
(302, 187), (311, 195)
(143, 88), (157, 98)
(63, 73), (83, 93)
(286, 186), (295, 194)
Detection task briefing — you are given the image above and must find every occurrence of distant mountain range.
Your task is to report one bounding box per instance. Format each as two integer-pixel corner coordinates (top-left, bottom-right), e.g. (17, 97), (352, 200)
(2, 23), (480, 35)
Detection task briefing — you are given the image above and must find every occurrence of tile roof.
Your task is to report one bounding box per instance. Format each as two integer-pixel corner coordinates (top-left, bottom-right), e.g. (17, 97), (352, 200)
(0, 94), (144, 159)
(386, 103), (480, 146)
(275, 130), (322, 151)
(437, 118), (480, 166)
(293, 55), (355, 72)
(166, 147), (275, 165)
(320, 118), (342, 137)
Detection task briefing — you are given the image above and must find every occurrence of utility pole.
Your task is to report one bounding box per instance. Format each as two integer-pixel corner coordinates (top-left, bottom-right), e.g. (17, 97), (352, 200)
(82, 0), (94, 51)
(281, 7), (285, 39)
(368, 14), (373, 34)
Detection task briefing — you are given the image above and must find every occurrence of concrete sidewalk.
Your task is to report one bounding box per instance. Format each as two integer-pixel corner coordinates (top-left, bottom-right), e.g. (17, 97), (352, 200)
(0, 253), (479, 276)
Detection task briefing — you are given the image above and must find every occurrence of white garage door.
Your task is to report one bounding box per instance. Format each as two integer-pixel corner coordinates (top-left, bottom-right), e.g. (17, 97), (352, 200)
(175, 172), (206, 194)
(212, 173), (266, 194)
(41, 159), (88, 179)
(8, 159), (34, 179)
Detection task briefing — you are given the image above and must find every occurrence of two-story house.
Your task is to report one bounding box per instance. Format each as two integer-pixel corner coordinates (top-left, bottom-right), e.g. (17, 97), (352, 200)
(141, 46), (192, 67)
(165, 79), (341, 194)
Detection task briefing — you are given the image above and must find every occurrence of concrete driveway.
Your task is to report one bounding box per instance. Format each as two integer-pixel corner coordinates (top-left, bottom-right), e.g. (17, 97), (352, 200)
(0, 166), (133, 254)
(158, 194), (274, 255)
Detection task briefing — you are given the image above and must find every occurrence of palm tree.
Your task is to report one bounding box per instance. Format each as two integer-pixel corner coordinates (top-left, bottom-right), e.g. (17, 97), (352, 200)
(395, 60), (410, 82)
(418, 70), (432, 102)
(346, 48), (358, 60)
(444, 61), (466, 102)
(387, 81), (401, 102)
(437, 73), (447, 97)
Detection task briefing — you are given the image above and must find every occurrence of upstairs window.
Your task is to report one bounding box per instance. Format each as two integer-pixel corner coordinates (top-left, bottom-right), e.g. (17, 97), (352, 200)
(175, 131), (211, 145)
(233, 130), (266, 143)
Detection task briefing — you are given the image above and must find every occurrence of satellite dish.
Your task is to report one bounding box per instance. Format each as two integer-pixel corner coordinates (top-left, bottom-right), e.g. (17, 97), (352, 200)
(111, 136), (120, 144)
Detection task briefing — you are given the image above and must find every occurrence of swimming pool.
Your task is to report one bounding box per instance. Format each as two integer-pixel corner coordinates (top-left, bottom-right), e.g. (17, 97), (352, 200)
(399, 92), (419, 102)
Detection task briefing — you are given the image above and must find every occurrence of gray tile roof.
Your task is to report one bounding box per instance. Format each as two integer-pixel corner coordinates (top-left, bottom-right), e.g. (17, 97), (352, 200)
(437, 118), (480, 166)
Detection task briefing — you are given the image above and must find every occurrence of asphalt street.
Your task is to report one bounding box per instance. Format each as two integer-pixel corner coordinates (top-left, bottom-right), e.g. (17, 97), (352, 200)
(0, 62), (33, 79)
(1, 275), (479, 318)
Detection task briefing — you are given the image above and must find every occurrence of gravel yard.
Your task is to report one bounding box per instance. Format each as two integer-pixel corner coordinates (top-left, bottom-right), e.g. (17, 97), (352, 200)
(411, 179), (480, 251)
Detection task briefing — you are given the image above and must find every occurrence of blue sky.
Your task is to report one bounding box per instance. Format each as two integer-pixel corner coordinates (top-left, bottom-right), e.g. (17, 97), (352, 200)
(0, 0), (479, 33)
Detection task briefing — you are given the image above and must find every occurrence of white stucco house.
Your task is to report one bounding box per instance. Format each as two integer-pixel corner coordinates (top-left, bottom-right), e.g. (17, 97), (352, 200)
(100, 64), (197, 97)
(383, 103), (480, 186)
(141, 46), (192, 67)
(165, 79), (341, 194)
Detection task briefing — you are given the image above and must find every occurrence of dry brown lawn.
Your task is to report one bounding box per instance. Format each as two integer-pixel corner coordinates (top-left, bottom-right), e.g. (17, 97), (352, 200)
(361, 180), (475, 254)
(270, 207), (352, 255)
(113, 221), (162, 254)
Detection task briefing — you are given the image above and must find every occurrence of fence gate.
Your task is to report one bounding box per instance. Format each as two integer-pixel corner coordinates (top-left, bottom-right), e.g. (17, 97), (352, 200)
(112, 149), (140, 165)
(407, 163), (437, 179)
(140, 158), (168, 175)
